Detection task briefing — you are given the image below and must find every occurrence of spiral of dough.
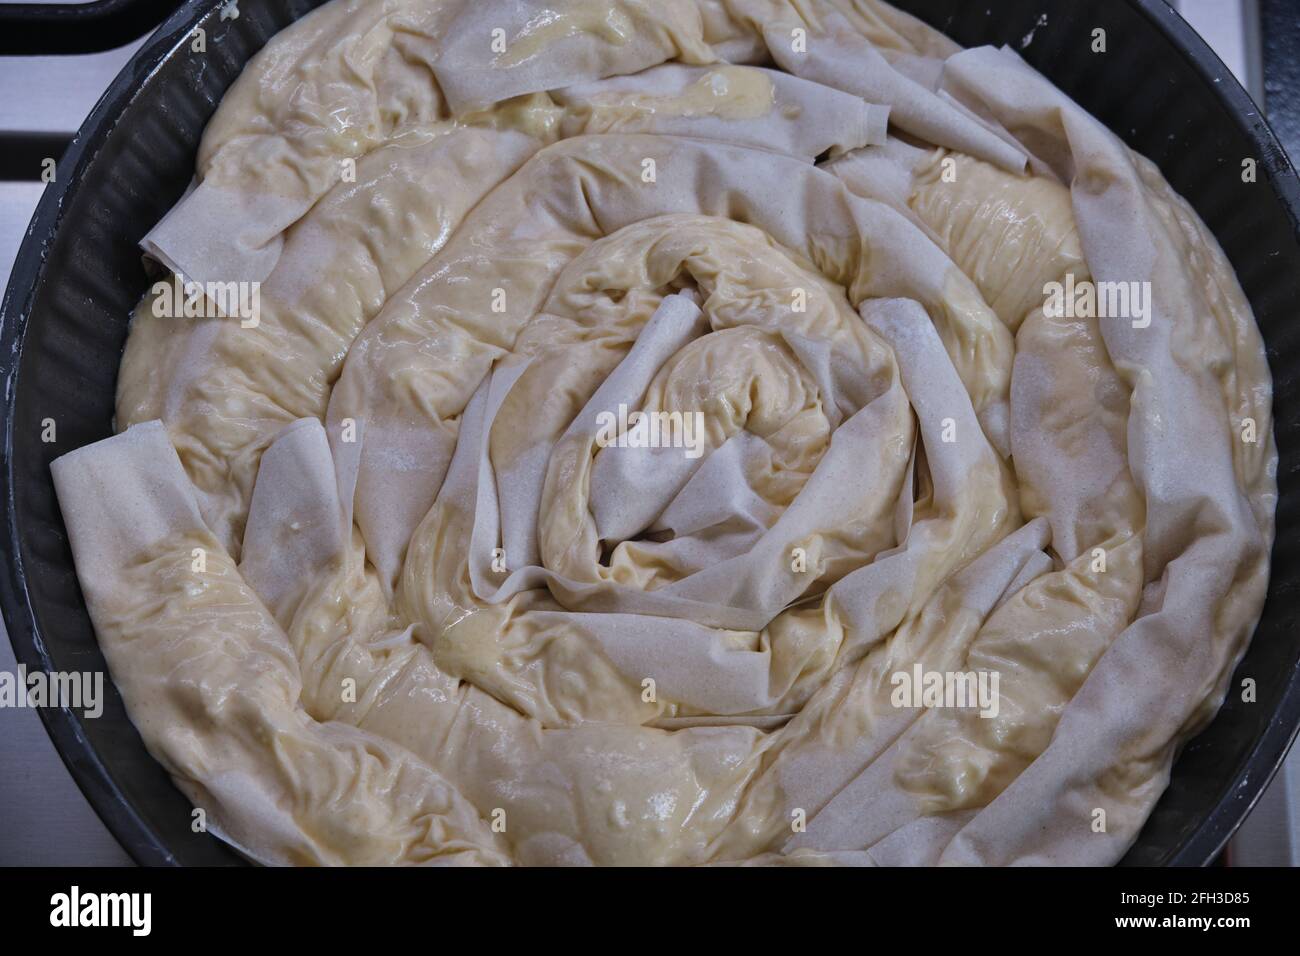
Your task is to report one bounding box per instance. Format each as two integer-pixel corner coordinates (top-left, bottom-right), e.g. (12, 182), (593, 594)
(52, 0), (1275, 866)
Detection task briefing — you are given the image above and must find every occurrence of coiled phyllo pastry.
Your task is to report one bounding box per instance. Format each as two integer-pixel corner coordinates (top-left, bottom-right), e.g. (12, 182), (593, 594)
(52, 0), (1276, 865)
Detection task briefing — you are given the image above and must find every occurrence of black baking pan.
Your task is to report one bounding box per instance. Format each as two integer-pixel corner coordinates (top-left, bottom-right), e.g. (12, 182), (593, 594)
(2, 0), (1299, 867)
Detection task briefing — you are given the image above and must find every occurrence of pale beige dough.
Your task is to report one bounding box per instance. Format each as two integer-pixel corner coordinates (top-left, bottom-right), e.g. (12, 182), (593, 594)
(50, 0), (1276, 866)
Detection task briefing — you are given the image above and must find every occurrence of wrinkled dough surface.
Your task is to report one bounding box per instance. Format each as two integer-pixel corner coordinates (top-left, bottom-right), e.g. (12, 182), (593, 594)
(54, 0), (1276, 866)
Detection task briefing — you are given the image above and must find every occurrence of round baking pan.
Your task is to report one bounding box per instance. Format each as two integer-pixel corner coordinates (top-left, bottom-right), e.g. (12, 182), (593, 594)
(2, 0), (1299, 866)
